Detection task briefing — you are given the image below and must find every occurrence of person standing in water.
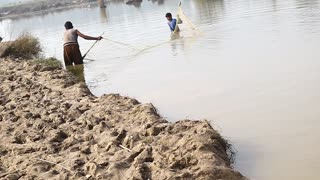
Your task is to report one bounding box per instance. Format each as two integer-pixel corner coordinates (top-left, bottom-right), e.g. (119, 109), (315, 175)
(165, 13), (180, 32)
(63, 21), (102, 66)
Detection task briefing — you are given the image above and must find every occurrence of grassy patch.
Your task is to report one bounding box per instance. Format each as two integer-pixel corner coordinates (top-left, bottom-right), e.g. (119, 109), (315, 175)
(2, 34), (41, 59)
(32, 57), (62, 70)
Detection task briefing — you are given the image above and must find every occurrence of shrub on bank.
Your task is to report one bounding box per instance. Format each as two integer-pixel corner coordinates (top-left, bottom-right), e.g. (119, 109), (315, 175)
(1, 34), (41, 59)
(32, 57), (62, 70)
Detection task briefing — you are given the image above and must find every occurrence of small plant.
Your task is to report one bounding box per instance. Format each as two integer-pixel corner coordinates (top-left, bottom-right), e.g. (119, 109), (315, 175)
(2, 33), (41, 59)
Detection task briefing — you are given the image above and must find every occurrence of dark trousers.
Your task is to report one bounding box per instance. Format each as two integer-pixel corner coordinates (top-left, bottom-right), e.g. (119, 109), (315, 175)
(63, 44), (83, 66)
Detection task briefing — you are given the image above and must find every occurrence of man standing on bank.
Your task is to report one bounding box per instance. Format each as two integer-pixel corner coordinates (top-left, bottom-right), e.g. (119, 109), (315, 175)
(63, 21), (102, 66)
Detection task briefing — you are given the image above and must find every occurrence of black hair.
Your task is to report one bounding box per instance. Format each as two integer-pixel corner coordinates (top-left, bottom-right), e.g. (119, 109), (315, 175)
(165, 13), (172, 18)
(64, 21), (73, 30)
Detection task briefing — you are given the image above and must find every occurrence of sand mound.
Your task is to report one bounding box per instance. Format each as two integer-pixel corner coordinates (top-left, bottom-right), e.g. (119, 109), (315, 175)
(0, 59), (245, 179)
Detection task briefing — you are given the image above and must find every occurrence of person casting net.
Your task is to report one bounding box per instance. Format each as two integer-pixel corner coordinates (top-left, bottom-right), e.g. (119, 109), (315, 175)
(63, 21), (103, 67)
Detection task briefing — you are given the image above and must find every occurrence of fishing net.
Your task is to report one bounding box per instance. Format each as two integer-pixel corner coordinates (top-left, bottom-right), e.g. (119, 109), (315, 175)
(173, 2), (201, 35)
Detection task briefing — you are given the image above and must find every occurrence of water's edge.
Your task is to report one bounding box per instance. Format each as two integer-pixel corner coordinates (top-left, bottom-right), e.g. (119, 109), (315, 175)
(0, 58), (246, 179)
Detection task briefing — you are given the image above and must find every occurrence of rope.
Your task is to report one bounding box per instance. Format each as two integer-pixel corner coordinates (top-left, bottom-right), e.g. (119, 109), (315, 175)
(102, 37), (139, 50)
(134, 41), (170, 56)
(101, 37), (171, 57)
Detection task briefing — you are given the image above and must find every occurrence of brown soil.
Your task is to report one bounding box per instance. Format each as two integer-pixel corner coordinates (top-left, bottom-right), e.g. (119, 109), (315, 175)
(0, 58), (246, 180)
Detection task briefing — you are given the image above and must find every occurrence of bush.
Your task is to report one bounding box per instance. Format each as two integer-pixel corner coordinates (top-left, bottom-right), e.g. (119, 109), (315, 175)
(2, 34), (41, 59)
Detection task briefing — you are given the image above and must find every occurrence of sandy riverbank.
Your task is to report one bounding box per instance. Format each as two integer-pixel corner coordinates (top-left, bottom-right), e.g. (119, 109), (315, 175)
(0, 58), (245, 179)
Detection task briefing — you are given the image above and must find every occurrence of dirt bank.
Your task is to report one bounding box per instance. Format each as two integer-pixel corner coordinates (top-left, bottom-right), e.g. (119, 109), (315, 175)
(0, 58), (245, 179)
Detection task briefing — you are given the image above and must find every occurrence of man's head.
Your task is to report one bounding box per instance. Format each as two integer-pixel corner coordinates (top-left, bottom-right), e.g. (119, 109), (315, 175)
(166, 13), (172, 21)
(64, 21), (73, 30)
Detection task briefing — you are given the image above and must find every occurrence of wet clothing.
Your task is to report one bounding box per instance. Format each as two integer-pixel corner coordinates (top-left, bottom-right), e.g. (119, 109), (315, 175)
(63, 44), (83, 65)
(63, 29), (83, 65)
(168, 19), (177, 32)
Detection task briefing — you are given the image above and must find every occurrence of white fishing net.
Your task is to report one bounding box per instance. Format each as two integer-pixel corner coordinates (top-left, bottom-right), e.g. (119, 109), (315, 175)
(173, 2), (201, 35)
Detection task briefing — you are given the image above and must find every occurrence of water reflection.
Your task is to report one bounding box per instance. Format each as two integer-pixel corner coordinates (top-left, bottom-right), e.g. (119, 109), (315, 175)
(126, 0), (143, 8)
(271, 0), (278, 11)
(292, 0), (320, 35)
(170, 33), (185, 56)
(98, 0), (106, 8)
(150, 0), (165, 5)
(295, 0), (319, 7)
(99, 7), (108, 23)
(191, 0), (225, 23)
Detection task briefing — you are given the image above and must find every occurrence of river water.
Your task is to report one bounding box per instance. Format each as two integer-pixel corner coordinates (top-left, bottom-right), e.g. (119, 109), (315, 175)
(1, 0), (320, 179)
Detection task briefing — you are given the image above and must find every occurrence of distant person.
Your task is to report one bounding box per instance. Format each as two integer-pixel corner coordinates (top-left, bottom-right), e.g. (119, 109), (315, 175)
(165, 12), (181, 32)
(63, 21), (102, 66)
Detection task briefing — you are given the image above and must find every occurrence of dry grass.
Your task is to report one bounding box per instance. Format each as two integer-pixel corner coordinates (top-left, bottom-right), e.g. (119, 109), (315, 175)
(2, 34), (41, 59)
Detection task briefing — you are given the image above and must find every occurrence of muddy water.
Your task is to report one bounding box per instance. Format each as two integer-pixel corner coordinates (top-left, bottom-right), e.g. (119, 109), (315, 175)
(1, 0), (320, 179)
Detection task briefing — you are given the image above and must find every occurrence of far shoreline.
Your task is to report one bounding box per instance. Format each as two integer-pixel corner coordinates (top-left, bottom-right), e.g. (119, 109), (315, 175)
(0, 2), (99, 20)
